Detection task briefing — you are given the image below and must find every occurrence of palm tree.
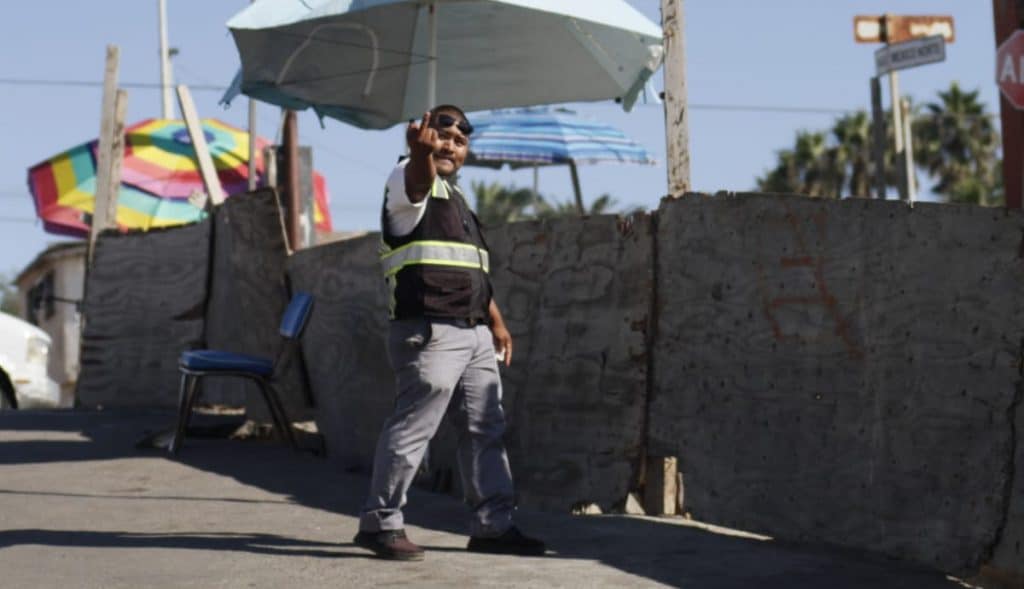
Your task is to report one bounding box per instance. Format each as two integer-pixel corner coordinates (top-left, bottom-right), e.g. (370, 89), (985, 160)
(912, 82), (1000, 205)
(471, 180), (629, 225)
(535, 193), (621, 218)
(831, 111), (875, 197)
(757, 130), (838, 197)
(471, 181), (540, 225)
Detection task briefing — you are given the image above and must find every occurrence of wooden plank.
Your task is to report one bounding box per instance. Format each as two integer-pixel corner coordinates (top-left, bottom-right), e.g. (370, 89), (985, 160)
(644, 455), (679, 515)
(97, 89), (129, 230)
(175, 84), (226, 205)
(661, 0), (690, 197)
(90, 45), (120, 260)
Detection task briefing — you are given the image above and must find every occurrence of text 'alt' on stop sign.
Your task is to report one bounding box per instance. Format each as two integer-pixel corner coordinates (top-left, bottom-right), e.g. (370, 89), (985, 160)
(997, 30), (1024, 110)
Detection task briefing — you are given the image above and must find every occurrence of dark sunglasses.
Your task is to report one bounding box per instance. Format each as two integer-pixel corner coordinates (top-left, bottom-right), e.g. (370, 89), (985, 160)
(435, 113), (473, 136)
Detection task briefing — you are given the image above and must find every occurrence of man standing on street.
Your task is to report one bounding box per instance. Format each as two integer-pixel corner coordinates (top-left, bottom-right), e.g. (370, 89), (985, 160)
(354, 105), (546, 561)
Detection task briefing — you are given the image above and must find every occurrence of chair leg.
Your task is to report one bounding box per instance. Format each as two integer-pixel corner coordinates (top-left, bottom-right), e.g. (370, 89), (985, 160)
(257, 380), (298, 450)
(170, 373), (199, 454)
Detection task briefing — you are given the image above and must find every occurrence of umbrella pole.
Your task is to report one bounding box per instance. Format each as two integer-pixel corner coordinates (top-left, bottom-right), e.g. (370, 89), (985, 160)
(248, 99), (257, 190)
(533, 165), (540, 213)
(569, 161), (584, 215)
(427, 2), (437, 109)
(247, 0), (257, 191)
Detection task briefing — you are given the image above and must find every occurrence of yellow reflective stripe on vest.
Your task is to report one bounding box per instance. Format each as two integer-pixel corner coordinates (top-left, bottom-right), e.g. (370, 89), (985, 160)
(380, 240), (489, 277)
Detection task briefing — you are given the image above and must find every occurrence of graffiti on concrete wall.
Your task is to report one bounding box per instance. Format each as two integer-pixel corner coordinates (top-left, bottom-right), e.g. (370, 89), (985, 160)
(756, 208), (863, 359)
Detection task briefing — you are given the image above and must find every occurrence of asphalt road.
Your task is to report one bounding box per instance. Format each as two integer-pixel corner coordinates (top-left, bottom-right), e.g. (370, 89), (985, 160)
(0, 410), (965, 588)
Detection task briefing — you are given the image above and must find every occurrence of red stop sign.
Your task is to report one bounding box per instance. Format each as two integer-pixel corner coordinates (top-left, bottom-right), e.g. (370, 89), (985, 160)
(998, 30), (1024, 109)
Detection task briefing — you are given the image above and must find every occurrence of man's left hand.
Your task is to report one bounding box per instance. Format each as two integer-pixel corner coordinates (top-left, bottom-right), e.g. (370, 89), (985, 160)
(492, 324), (513, 367)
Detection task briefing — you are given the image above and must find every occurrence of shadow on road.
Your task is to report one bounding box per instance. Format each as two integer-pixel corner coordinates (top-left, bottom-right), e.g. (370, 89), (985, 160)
(0, 529), (363, 559)
(0, 410), (962, 588)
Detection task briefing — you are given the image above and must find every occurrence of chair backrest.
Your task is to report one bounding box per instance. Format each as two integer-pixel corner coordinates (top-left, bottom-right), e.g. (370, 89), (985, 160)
(279, 292), (314, 339)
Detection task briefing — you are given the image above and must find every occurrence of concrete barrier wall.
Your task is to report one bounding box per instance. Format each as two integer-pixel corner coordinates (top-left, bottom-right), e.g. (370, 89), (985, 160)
(74, 188), (1023, 579)
(76, 190), (309, 415)
(648, 193), (1024, 574)
(473, 216), (651, 510)
(202, 190), (309, 418)
(286, 234), (394, 468)
(77, 221), (211, 407)
(287, 215), (651, 511)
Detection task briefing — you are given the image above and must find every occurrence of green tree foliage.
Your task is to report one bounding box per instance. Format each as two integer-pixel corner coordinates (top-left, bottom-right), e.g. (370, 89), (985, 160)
(471, 181), (540, 225)
(758, 82), (1000, 205)
(913, 82), (1001, 205)
(534, 193), (620, 218)
(758, 111), (901, 198)
(0, 272), (20, 316)
(471, 180), (626, 225)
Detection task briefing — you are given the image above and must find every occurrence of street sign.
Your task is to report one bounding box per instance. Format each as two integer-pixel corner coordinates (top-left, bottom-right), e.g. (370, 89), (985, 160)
(997, 30), (1024, 110)
(875, 35), (946, 76)
(854, 15), (955, 44)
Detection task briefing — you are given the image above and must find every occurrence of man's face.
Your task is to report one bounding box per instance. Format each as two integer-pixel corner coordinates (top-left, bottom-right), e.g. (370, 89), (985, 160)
(431, 110), (469, 177)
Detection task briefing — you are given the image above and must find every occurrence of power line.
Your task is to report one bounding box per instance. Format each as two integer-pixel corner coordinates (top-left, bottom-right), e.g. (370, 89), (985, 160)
(0, 77), (227, 92)
(0, 76), (1000, 121)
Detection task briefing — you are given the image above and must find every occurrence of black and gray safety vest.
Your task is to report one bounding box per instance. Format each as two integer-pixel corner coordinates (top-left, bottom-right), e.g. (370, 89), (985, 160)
(380, 174), (492, 321)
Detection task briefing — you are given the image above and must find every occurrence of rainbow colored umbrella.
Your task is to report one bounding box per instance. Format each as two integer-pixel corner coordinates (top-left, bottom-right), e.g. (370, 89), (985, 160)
(27, 118), (332, 237)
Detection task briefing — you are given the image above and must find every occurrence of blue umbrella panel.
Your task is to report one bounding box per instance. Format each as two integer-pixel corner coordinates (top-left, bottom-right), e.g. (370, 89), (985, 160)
(464, 108), (656, 213)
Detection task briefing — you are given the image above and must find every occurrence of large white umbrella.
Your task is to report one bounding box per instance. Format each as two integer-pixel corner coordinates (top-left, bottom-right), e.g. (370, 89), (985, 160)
(225, 0), (664, 130)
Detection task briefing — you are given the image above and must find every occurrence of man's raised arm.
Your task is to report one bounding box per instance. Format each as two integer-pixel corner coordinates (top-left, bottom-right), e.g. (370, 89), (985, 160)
(404, 111), (438, 203)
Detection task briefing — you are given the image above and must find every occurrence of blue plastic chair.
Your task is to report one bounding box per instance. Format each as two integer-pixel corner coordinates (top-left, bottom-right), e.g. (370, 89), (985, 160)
(169, 292), (314, 454)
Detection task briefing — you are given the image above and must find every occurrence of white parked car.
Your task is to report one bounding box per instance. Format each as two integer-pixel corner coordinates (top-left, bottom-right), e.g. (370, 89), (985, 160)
(0, 312), (61, 409)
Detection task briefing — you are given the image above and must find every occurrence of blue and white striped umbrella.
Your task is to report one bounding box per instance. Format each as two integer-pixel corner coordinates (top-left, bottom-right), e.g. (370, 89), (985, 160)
(467, 108), (656, 168)
(464, 108), (655, 213)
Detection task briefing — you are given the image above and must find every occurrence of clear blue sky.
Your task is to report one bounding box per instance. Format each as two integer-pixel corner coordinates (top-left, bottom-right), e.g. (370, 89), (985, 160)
(0, 1), (998, 278)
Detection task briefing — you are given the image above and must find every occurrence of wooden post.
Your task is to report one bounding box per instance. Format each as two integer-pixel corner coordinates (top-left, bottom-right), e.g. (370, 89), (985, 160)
(661, 0), (690, 198)
(870, 77), (887, 199)
(994, 0), (1024, 209)
(97, 90), (129, 230)
(283, 110), (302, 250)
(176, 84), (226, 205)
(644, 455), (679, 515)
(90, 45), (121, 263)
(568, 160), (585, 215)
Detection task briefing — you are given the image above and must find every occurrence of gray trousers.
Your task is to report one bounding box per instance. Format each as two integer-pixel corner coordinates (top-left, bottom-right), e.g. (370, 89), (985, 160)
(359, 318), (515, 537)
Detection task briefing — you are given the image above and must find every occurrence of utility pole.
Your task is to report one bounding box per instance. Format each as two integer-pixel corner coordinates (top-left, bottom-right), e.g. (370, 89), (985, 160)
(994, 0), (1024, 209)
(661, 0), (690, 197)
(881, 14), (910, 201)
(158, 0), (173, 118)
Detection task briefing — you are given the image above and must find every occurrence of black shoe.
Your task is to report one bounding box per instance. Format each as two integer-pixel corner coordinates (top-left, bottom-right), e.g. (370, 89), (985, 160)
(353, 529), (425, 561)
(467, 526), (546, 556)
